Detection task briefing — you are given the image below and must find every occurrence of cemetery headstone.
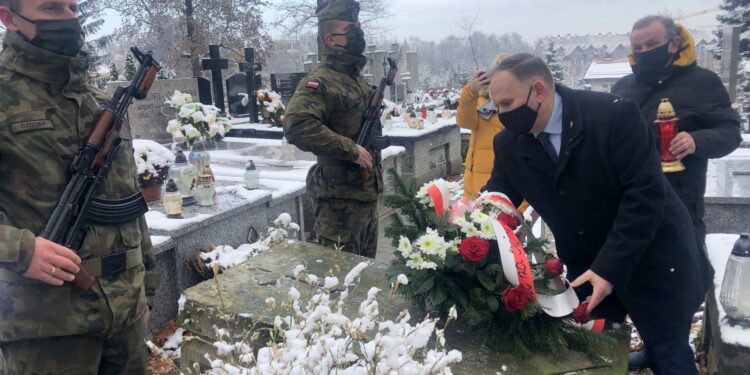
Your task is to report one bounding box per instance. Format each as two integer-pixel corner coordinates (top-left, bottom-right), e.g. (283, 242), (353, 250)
(202, 44), (229, 113)
(240, 47), (259, 121)
(226, 73), (249, 117)
(196, 77), (213, 105)
(271, 72), (307, 105)
(105, 78), (199, 143)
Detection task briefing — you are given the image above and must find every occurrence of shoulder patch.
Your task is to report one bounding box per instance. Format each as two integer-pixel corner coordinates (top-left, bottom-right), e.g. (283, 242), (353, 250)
(306, 81), (320, 89)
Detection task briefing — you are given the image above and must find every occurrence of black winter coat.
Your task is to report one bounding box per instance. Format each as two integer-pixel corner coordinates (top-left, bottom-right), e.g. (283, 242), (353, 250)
(484, 86), (710, 345)
(612, 64), (742, 242)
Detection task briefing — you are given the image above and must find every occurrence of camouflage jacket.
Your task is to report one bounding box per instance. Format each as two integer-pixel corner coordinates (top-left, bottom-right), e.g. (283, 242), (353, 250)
(283, 52), (383, 202)
(0, 32), (159, 342)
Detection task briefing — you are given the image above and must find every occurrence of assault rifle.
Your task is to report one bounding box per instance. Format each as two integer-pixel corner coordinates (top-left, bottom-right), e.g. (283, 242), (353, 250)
(356, 57), (397, 179)
(41, 25), (174, 290)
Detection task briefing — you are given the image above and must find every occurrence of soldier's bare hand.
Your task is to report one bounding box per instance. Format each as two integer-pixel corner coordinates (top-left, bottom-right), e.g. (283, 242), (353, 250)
(669, 132), (696, 160)
(23, 237), (81, 286)
(355, 145), (373, 170)
(468, 70), (489, 95)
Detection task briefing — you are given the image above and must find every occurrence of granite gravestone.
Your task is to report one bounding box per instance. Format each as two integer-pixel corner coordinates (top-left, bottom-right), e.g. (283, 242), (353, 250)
(270, 73), (307, 105)
(226, 73), (249, 117)
(196, 77), (213, 105)
(106, 78), (199, 143)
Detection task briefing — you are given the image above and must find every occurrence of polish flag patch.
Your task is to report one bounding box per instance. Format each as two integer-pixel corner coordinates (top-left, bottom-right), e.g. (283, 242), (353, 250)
(306, 81), (320, 89)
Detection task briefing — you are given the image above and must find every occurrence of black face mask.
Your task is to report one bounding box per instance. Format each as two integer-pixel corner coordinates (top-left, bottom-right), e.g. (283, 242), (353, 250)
(14, 13), (85, 57)
(497, 86), (542, 135)
(633, 42), (674, 82)
(331, 27), (366, 56)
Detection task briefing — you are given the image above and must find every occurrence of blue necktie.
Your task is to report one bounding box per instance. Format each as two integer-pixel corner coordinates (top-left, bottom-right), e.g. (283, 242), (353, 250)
(538, 132), (558, 165)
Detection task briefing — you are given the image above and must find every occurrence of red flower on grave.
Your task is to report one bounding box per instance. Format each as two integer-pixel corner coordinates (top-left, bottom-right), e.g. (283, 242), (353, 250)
(498, 212), (521, 230)
(573, 302), (592, 324)
(502, 285), (534, 312)
(458, 236), (489, 263)
(545, 258), (565, 278)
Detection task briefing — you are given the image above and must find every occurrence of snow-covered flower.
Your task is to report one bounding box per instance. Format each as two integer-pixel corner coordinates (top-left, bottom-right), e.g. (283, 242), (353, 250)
(177, 104), (195, 119)
(288, 287), (301, 301)
(344, 262), (369, 287)
(293, 265), (306, 278)
(324, 276), (339, 289)
(396, 274), (409, 286)
(182, 124), (200, 139)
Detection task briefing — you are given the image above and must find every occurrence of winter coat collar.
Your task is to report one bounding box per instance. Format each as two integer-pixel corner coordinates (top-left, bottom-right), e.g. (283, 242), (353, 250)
(627, 23), (698, 84)
(517, 85), (584, 185)
(322, 51), (368, 77)
(0, 31), (90, 90)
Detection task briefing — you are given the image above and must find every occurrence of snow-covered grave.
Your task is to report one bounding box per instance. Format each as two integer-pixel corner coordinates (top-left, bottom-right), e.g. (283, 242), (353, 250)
(705, 234), (750, 374)
(174, 241), (629, 374)
(704, 146), (750, 235)
(384, 117), (463, 184)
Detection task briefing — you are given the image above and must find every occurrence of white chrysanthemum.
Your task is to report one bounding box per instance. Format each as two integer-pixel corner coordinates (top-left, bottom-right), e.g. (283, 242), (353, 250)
(398, 236), (413, 257)
(461, 223), (478, 237)
(470, 210), (489, 223)
(480, 220), (495, 239)
(453, 216), (467, 227)
(415, 233), (438, 255)
(405, 254), (424, 270)
(166, 119), (181, 133)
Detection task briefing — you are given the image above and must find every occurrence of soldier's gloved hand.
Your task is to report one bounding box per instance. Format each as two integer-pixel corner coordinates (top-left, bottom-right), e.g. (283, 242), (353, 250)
(355, 145), (373, 170)
(23, 237), (81, 286)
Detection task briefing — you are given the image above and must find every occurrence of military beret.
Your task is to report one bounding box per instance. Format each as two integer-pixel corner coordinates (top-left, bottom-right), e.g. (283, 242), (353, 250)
(316, 0), (360, 23)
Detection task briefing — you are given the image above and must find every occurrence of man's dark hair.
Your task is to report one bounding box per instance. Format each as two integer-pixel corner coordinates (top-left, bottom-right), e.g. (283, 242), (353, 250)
(632, 15), (679, 39)
(492, 53), (554, 86)
(0, 0), (20, 11)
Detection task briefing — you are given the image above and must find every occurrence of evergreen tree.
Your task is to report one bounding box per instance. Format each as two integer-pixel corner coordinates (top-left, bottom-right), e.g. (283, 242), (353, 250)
(108, 62), (119, 81)
(544, 41), (565, 84)
(124, 54), (137, 81)
(717, 0), (750, 131)
(717, 0), (750, 59)
(79, 1), (113, 87)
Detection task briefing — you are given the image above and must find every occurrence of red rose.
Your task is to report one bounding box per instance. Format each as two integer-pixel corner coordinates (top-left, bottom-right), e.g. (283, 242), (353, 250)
(572, 302), (591, 324)
(502, 285), (534, 312)
(545, 258), (564, 278)
(458, 236), (490, 263)
(498, 212), (521, 230)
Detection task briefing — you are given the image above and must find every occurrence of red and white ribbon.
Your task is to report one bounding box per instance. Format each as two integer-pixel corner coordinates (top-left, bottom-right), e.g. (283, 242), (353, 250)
(426, 181), (451, 216)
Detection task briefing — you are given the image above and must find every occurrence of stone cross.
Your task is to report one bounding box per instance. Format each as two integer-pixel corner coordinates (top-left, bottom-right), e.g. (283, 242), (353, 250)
(202, 45), (229, 113)
(238, 47), (260, 121)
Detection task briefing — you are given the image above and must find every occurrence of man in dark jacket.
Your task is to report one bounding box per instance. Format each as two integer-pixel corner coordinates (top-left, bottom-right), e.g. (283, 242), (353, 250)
(484, 54), (708, 375)
(612, 16), (741, 246)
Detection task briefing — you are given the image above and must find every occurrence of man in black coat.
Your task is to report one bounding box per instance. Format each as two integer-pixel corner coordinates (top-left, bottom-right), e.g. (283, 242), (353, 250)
(484, 54), (709, 375)
(612, 16), (741, 246)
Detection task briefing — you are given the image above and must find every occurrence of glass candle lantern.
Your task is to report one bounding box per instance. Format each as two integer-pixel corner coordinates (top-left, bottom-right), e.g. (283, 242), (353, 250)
(720, 233), (750, 321)
(244, 160), (260, 190)
(195, 173), (215, 207)
(163, 179), (183, 218)
(167, 147), (198, 206)
(653, 98), (686, 173)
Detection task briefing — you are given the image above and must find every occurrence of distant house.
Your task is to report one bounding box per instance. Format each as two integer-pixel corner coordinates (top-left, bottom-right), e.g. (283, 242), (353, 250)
(583, 59), (633, 92)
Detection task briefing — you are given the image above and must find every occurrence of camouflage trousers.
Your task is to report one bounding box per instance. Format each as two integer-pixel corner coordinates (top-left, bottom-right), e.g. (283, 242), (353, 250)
(314, 198), (378, 258)
(0, 313), (147, 375)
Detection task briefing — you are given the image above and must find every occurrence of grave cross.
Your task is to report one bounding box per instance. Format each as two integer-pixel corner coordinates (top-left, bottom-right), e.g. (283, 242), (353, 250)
(238, 47), (260, 122)
(202, 45), (229, 113)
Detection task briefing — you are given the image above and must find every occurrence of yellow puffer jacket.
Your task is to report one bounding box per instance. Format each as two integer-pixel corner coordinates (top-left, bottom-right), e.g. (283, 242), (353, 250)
(457, 85), (504, 199)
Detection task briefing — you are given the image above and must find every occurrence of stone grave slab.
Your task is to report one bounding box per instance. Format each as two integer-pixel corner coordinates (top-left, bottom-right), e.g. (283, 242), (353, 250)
(177, 241), (628, 374)
(385, 119), (463, 184)
(226, 73), (250, 117)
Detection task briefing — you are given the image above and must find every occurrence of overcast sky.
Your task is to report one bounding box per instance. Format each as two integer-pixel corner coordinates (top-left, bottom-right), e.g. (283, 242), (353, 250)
(99, 0), (722, 43)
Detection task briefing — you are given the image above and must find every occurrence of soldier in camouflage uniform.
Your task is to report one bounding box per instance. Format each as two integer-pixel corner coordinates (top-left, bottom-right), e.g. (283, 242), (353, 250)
(284, 0), (382, 258)
(0, 0), (160, 373)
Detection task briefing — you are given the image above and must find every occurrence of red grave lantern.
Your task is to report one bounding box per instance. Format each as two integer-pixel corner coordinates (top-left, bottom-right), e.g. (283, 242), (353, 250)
(653, 98), (685, 173)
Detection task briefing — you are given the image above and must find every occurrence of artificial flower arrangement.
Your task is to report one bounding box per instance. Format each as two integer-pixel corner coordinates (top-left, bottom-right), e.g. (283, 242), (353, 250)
(164, 90), (232, 147)
(255, 89), (285, 126)
(382, 170), (611, 357)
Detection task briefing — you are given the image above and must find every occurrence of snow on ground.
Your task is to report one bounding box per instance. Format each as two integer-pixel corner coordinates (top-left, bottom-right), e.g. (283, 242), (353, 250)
(222, 137), (283, 146)
(229, 122), (284, 132)
(150, 235), (171, 247)
(384, 118), (457, 138)
(145, 210), (214, 231)
(706, 233), (750, 348)
(215, 184), (271, 203)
